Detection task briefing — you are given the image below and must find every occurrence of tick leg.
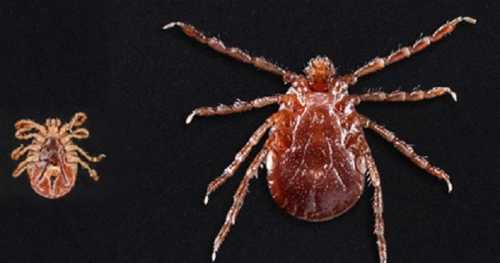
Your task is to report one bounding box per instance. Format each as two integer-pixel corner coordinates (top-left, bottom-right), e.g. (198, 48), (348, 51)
(61, 128), (90, 143)
(211, 148), (268, 261)
(13, 155), (38, 178)
(15, 119), (47, 136)
(186, 95), (282, 124)
(364, 151), (388, 263)
(345, 16), (476, 84)
(359, 114), (452, 192)
(11, 144), (41, 160)
(67, 156), (100, 181)
(204, 119), (273, 205)
(164, 22), (295, 78)
(65, 145), (106, 163)
(59, 112), (88, 135)
(356, 87), (457, 103)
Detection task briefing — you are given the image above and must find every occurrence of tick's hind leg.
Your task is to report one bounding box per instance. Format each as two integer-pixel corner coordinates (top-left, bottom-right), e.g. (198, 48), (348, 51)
(346, 16), (476, 84)
(211, 148), (268, 261)
(204, 119), (273, 204)
(186, 95), (282, 124)
(67, 156), (100, 181)
(356, 87), (457, 103)
(164, 22), (292, 77)
(363, 149), (388, 263)
(359, 114), (452, 192)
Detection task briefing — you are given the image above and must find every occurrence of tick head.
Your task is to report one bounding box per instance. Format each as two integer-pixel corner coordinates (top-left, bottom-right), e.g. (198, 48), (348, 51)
(304, 56), (336, 91)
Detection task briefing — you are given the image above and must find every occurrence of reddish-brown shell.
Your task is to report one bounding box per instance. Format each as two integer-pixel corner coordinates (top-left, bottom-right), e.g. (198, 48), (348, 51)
(266, 91), (366, 221)
(28, 138), (77, 199)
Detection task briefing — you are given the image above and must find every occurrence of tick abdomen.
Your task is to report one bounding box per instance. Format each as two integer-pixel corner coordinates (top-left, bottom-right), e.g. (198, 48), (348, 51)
(267, 92), (365, 222)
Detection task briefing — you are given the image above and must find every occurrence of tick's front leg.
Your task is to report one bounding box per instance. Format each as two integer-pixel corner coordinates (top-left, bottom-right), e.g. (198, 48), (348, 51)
(355, 87), (457, 103)
(164, 22), (293, 77)
(345, 16), (476, 85)
(359, 114), (452, 192)
(186, 95), (282, 124)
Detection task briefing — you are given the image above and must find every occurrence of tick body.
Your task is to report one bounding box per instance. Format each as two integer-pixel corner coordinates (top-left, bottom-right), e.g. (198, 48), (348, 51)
(11, 112), (106, 199)
(165, 16), (476, 262)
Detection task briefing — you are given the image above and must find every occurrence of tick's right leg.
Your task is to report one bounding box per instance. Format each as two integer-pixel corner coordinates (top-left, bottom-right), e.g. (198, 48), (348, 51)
(356, 87), (457, 103)
(204, 118), (273, 204)
(211, 147), (268, 261)
(359, 114), (452, 192)
(345, 16), (476, 85)
(186, 95), (282, 124)
(164, 22), (293, 77)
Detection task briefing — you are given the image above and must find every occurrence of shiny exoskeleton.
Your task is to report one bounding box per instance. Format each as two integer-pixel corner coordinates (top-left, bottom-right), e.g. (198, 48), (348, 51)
(165, 16), (476, 262)
(11, 113), (106, 199)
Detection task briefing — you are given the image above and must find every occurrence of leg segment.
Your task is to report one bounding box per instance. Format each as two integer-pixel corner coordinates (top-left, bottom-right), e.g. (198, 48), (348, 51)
(164, 22), (293, 77)
(59, 112), (88, 135)
(186, 95), (282, 124)
(346, 16), (476, 84)
(61, 128), (90, 143)
(204, 119), (273, 205)
(15, 119), (47, 136)
(65, 145), (106, 163)
(211, 148), (268, 261)
(359, 114), (452, 192)
(13, 155), (39, 178)
(356, 87), (457, 103)
(67, 156), (100, 181)
(11, 144), (42, 160)
(364, 151), (388, 263)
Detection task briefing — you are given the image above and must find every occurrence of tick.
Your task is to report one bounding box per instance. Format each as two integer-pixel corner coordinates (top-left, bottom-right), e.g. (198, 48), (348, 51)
(11, 112), (106, 199)
(165, 16), (476, 262)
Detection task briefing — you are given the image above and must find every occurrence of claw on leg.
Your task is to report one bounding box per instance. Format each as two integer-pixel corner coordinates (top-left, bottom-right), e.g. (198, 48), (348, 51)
(360, 114), (453, 193)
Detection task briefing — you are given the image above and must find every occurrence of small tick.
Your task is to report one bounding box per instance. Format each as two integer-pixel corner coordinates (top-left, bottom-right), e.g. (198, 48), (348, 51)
(165, 16), (475, 262)
(11, 112), (106, 199)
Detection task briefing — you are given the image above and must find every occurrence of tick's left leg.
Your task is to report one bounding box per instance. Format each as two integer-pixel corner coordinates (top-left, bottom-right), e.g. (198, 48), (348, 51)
(211, 148), (268, 261)
(65, 145), (106, 163)
(186, 95), (282, 124)
(67, 156), (100, 181)
(359, 114), (452, 192)
(355, 87), (457, 103)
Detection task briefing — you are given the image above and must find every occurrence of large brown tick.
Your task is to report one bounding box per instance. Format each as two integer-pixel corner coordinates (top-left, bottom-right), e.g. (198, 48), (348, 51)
(11, 112), (106, 199)
(165, 16), (476, 262)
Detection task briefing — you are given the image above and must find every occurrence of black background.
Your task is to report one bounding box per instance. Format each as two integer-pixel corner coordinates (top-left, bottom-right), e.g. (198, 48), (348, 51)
(1, 1), (499, 262)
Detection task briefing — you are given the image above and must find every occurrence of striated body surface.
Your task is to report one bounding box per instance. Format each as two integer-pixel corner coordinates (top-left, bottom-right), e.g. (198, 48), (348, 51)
(267, 91), (365, 221)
